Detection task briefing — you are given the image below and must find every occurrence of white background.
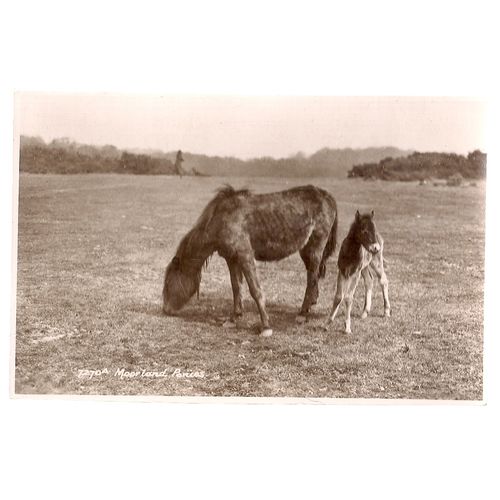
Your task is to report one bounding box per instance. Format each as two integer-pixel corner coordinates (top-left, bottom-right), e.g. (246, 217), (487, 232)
(1, 1), (499, 499)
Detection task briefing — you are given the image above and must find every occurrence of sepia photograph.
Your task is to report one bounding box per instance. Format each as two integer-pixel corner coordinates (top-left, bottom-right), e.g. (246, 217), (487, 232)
(12, 94), (486, 400)
(4, 2), (499, 499)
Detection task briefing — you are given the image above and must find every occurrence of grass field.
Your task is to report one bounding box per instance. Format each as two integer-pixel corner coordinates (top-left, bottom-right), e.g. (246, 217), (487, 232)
(14, 174), (485, 399)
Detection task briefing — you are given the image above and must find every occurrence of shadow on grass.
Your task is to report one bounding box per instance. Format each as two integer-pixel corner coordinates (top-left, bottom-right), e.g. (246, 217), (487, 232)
(126, 294), (370, 340)
(124, 294), (378, 348)
(170, 294), (324, 333)
(128, 292), (327, 335)
(127, 301), (165, 318)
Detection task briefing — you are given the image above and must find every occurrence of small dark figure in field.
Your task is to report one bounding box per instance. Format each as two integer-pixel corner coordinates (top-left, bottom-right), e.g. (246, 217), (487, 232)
(174, 150), (185, 177)
(163, 185), (338, 336)
(324, 210), (390, 334)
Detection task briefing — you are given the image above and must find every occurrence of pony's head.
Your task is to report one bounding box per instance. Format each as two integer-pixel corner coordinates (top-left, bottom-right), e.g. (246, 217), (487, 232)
(162, 256), (201, 315)
(352, 210), (380, 254)
(163, 186), (242, 314)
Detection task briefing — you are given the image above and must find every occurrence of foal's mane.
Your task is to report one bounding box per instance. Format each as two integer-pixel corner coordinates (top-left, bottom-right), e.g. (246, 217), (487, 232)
(176, 185), (251, 265)
(347, 213), (374, 238)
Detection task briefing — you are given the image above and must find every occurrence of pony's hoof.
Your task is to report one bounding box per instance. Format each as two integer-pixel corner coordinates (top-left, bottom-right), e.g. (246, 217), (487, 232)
(384, 310), (391, 318)
(344, 328), (352, 334)
(295, 315), (307, 324)
(260, 328), (273, 337)
(361, 311), (368, 319)
(222, 320), (237, 328)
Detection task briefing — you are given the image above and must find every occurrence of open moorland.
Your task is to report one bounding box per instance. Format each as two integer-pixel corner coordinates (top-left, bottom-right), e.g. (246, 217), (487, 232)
(14, 174), (484, 399)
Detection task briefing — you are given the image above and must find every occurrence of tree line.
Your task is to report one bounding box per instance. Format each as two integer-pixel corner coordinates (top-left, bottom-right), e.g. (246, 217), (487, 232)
(19, 136), (177, 175)
(19, 136), (413, 177)
(19, 136), (486, 181)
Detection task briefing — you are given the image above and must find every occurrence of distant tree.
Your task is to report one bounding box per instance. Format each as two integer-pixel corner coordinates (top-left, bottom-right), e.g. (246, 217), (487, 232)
(49, 137), (75, 149)
(100, 144), (120, 159)
(291, 151), (307, 160)
(20, 135), (45, 147)
(467, 150), (487, 177)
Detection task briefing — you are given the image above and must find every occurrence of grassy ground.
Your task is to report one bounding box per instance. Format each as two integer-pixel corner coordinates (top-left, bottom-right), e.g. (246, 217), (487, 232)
(14, 174), (484, 399)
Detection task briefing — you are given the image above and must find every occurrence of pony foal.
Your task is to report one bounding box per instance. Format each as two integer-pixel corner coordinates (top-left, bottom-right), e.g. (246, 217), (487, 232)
(324, 210), (390, 334)
(163, 185), (338, 337)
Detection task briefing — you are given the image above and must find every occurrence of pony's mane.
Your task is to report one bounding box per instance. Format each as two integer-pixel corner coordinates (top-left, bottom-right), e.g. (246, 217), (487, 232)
(193, 184), (251, 234)
(176, 185), (251, 265)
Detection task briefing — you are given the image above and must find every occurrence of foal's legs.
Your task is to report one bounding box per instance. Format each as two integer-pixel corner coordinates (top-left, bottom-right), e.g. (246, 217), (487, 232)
(225, 258), (244, 322)
(344, 272), (361, 334)
(239, 257), (272, 336)
(324, 271), (361, 333)
(369, 254), (391, 317)
(360, 267), (374, 319)
(324, 271), (347, 329)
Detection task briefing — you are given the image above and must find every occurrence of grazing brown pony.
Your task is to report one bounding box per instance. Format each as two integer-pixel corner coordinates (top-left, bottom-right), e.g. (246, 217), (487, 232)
(324, 210), (390, 334)
(163, 185), (338, 336)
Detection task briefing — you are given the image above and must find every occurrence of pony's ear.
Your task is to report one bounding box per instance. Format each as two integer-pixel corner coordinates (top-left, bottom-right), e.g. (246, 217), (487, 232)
(355, 210), (360, 221)
(371, 210), (375, 218)
(172, 256), (180, 269)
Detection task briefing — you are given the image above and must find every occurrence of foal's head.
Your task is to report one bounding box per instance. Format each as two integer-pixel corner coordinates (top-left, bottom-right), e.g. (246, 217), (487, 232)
(352, 210), (380, 254)
(163, 256), (201, 315)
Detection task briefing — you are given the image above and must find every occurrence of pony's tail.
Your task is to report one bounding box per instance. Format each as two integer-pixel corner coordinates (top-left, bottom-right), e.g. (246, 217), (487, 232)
(319, 213), (338, 279)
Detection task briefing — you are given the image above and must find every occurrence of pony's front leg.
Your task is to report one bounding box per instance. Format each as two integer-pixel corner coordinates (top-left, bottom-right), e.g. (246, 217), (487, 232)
(240, 257), (272, 337)
(225, 259), (243, 324)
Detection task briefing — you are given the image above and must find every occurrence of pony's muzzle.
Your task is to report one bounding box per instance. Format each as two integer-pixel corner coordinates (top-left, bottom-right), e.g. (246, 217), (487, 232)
(368, 243), (381, 254)
(163, 303), (177, 316)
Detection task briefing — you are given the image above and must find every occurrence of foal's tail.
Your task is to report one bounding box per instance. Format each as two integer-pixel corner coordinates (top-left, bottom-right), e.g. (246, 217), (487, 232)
(319, 212), (338, 279)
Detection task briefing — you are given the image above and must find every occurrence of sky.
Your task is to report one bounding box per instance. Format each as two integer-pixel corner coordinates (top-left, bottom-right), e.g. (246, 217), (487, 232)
(16, 94), (486, 159)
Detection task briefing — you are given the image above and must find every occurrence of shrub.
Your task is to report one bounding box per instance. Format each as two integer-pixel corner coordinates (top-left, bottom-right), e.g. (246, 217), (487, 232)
(447, 173), (464, 187)
(348, 151), (486, 182)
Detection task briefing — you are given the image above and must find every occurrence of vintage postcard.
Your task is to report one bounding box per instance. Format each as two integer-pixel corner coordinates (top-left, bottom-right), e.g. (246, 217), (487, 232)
(11, 94), (486, 401)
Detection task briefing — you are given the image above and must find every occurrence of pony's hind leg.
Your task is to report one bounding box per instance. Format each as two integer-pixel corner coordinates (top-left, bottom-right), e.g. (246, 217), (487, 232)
(296, 269), (320, 323)
(360, 267), (374, 319)
(239, 257), (272, 337)
(296, 239), (324, 322)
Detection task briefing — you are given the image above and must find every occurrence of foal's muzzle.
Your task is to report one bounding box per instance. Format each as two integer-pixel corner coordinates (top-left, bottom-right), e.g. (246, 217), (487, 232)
(368, 243), (381, 254)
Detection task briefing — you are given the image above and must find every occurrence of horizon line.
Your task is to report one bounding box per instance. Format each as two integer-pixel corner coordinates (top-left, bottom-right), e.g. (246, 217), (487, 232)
(20, 134), (485, 161)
